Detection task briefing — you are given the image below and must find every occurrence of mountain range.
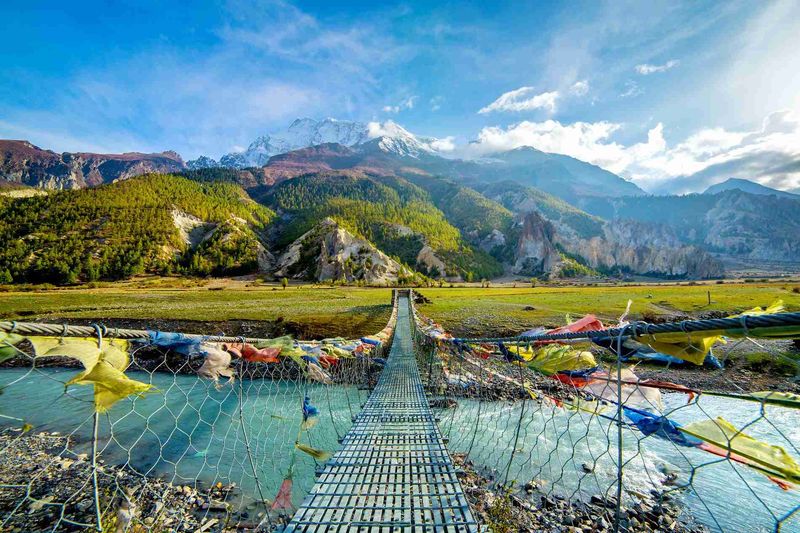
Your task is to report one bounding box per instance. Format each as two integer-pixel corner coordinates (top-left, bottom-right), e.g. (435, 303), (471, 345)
(187, 118), (451, 169)
(704, 177), (799, 199)
(1, 118), (799, 284)
(0, 140), (185, 189)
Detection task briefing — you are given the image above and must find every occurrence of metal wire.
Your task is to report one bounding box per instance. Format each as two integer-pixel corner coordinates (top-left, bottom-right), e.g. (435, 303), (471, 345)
(0, 296), (399, 532)
(411, 293), (800, 533)
(285, 293), (479, 531)
(447, 311), (800, 344)
(2, 292), (800, 532)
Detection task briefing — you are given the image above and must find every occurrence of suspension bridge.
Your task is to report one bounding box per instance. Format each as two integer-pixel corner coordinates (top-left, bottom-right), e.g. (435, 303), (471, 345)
(0, 290), (799, 532)
(287, 292), (479, 531)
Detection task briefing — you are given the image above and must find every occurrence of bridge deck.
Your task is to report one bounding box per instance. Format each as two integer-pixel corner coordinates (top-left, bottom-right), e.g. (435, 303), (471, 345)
(286, 295), (480, 531)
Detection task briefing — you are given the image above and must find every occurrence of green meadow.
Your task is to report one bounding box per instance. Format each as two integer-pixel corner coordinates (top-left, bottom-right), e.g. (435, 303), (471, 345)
(1, 278), (798, 338)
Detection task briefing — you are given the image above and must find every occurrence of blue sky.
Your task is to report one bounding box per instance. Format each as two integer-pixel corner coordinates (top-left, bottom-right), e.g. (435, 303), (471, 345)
(2, 0), (799, 193)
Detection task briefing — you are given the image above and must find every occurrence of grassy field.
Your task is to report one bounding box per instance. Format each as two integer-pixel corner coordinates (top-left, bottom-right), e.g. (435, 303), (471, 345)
(0, 278), (798, 338)
(0, 280), (393, 338)
(415, 282), (800, 336)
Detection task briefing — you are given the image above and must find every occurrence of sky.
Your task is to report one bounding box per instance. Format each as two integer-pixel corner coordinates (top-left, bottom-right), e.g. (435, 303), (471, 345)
(1, 0), (800, 194)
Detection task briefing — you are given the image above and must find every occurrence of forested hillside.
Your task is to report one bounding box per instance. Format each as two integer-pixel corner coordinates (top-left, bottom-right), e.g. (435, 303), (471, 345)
(0, 174), (274, 284)
(262, 171), (504, 279)
(478, 180), (604, 239)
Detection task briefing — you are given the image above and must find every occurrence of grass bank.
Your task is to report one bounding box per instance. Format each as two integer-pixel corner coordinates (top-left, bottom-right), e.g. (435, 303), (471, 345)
(0, 278), (798, 338)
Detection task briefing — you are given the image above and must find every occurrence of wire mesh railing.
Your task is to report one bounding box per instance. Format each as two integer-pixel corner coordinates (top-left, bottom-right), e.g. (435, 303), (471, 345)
(2, 287), (799, 532)
(0, 291), (399, 532)
(410, 291), (800, 533)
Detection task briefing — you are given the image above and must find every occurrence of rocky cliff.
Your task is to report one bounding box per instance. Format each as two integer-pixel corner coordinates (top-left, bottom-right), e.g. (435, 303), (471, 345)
(579, 189), (800, 265)
(484, 180), (723, 279)
(274, 218), (406, 283)
(0, 140), (186, 189)
(512, 212), (562, 275)
(562, 219), (724, 278)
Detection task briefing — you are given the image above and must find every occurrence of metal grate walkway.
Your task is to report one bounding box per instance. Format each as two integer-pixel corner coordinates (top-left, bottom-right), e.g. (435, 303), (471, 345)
(285, 295), (480, 531)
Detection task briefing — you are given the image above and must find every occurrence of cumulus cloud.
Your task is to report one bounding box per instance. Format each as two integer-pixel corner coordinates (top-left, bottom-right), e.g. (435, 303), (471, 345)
(463, 109), (800, 193)
(429, 136), (456, 152)
(644, 109), (800, 192)
(570, 80), (589, 96)
(478, 87), (559, 114)
(466, 120), (635, 172)
(635, 60), (679, 75)
(382, 96), (417, 113)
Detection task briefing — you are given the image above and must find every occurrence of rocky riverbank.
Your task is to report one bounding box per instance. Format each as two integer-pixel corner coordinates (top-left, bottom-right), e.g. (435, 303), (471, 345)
(0, 430), (287, 532)
(453, 454), (708, 533)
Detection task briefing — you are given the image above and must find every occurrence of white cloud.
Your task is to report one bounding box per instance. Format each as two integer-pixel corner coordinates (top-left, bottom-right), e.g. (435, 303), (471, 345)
(382, 96), (417, 114)
(429, 136), (456, 152)
(570, 80), (589, 96)
(635, 60), (680, 75)
(478, 87), (559, 114)
(463, 109), (800, 193)
(638, 109), (800, 192)
(620, 80), (642, 98)
(466, 120), (633, 172)
(429, 96), (444, 112)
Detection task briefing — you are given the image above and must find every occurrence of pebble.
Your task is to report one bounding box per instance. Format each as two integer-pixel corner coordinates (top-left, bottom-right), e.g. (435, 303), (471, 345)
(0, 432), (246, 533)
(76, 500), (92, 512)
(451, 453), (708, 533)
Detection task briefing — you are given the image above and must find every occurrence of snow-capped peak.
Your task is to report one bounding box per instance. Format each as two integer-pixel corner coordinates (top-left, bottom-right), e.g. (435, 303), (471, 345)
(190, 118), (453, 169)
(212, 118), (369, 168)
(186, 155), (220, 170)
(367, 120), (454, 158)
(284, 117), (370, 148)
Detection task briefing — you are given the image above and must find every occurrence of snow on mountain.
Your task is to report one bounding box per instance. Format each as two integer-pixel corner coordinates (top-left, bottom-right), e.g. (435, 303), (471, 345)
(186, 155), (220, 170)
(286, 118), (371, 149)
(365, 120), (454, 158)
(191, 118), (454, 169)
(211, 118), (370, 169)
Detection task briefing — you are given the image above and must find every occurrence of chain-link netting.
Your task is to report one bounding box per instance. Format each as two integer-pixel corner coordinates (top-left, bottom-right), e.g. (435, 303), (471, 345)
(2, 288), (799, 533)
(410, 294), (800, 533)
(0, 293), (398, 532)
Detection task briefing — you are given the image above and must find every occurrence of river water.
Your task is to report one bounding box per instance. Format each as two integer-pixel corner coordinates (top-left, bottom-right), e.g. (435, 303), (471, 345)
(1, 369), (798, 531)
(0, 368), (364, 510)
(439, 392), (800, 532)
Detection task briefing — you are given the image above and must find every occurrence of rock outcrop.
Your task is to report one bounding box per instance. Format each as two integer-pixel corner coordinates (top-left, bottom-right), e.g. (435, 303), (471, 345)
(274, 218), (406, 283)
(512, 212), (562, 275)
(478, 229), (507, 253)
(415, 245), (448, 277)
(562, 219), (724, 279)
(0, 140), (186, 189)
